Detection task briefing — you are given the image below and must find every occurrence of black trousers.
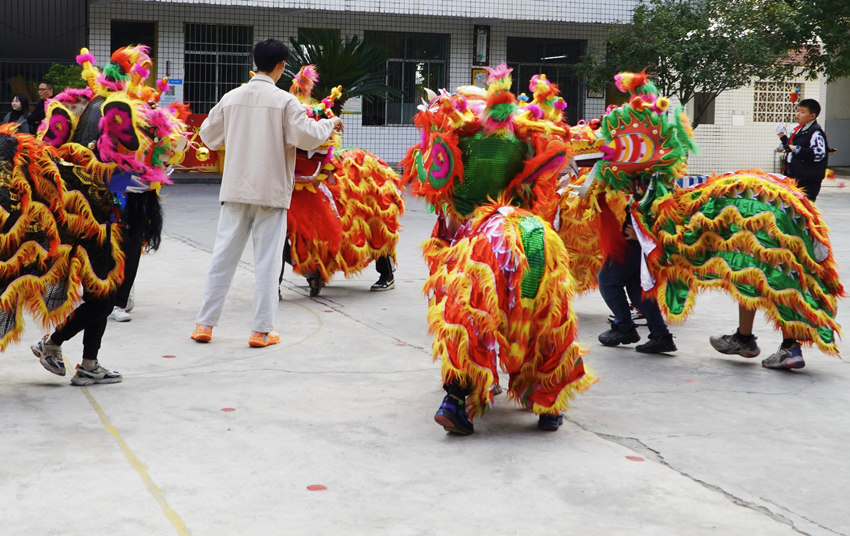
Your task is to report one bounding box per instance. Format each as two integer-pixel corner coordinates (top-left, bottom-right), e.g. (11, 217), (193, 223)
(51, 229), (143, 359)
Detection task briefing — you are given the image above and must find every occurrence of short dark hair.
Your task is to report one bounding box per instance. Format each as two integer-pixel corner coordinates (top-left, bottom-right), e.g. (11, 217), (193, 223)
(799, 98), (821, 117)
(38, 81), (53, 91)
(253, 39), (289, 72)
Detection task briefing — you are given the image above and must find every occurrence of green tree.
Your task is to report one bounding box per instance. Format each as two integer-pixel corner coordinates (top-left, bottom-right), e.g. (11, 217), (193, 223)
(778, 0), (850, 81)
(579, 0), (796, 128)
(43, 63), (87, 92)
(280, 32), (399, 116)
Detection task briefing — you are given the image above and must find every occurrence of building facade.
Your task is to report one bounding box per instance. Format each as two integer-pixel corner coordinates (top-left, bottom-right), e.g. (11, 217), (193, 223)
(3, 0), (843, 172)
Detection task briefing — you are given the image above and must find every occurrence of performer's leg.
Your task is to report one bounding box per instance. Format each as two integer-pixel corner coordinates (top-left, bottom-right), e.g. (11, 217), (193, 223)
(250, 206), (287, 334)
(371, 255), (396, 291)
(598, 255), (634, 329)
(195, 203), (253, 327)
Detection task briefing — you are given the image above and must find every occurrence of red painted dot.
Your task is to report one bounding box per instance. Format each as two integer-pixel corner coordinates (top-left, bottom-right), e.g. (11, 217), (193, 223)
(404, 280), (414, 283)
(684, 379), (699, 383)
(323, 309), (334, 313)
(307, 485), (327, 491)
(396, 343), (407, 347)
(220, 408), (236, 412)
(626, 456), (645, 462)
(162, 355), (176, 359)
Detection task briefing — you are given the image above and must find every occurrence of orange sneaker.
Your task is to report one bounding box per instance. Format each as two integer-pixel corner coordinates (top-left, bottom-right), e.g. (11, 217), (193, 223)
(191, 324), (213, 342)
(249, 331), (280, 348)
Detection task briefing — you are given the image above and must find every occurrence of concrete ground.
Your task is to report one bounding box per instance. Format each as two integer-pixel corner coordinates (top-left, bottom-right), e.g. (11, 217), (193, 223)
(2, 179), (850, 536)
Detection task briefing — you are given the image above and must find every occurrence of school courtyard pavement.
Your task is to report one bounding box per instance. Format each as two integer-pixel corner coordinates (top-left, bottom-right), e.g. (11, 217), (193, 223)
(3, 179), (850, 536)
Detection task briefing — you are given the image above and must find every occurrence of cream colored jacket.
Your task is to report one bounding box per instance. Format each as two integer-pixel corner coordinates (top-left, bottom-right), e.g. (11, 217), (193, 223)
(199, 74), (335, 209)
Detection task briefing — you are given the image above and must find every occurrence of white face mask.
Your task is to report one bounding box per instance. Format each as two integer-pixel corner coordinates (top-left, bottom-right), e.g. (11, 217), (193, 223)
(11, 99), (22, 110)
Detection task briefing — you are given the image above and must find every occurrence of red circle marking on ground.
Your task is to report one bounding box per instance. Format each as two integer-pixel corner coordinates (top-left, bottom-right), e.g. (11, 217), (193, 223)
(220, 408), (236, 412)
(162, 355), (176, 359)
(396, 343), (407, 347)
(404, 280), (414, 283)
(626, 456), (645, 462)
(307, 485), (327, 491)
(684, 379), (699, 383)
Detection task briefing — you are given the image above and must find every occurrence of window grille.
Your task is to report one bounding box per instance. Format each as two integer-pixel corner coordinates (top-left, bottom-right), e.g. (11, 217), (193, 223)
(362, 31), (448, 126)
(506, 37), (585, 125)
(753, 81), (803, 123)
(184, 23), (253, 114)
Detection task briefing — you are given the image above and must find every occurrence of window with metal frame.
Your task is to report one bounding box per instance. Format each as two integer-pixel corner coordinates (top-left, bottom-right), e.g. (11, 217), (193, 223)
(506, 37), (585, 125)
(184, 23), (253, 114)
(362, 31), (448, 126)
(753, 81), (803, 123)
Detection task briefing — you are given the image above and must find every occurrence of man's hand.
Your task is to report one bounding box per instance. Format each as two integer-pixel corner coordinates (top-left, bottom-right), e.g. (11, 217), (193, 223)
(775, 124), (787, 137)
(331, 117), (344, 133)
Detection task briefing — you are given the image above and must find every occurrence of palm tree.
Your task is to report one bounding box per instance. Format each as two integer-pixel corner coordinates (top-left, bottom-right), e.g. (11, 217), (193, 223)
(281, 32), (399, 116)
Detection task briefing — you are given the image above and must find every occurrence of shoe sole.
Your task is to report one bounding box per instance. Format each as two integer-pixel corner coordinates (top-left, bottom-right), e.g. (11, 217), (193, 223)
(249, 335), (280, 348)
(599, 336), (640, 347)
(434, 413), (473, 435)
(763, 361), (805, 370)
(635, 347), (677, 354)
(371, 282), (395, 292)
(71, 376), (123, 386)
(709, 339), (760, 358)
(191, 334), (211, 343)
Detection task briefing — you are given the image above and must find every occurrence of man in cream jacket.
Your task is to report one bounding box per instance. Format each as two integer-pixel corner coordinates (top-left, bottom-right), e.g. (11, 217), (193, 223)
(192, 38), (343, 347)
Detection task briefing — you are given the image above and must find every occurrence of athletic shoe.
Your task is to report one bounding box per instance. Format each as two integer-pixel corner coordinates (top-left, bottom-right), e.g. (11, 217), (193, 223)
(31, 335), (65, 376)
(636, 333), (677, 354)
(370, 278), (395, 292)
(434, 394), (474, 435)
(762, 343), (805, 370)
(538, 414), (564, 431)
(709, 333), (760, 358)
(109, 307), (131, 322)
(248, 331), (280, 348)
(307, 275), (325, 297)
(191, 324), (213, 343)
(598, 325), (640, 347)
(70, 364), (122, 386)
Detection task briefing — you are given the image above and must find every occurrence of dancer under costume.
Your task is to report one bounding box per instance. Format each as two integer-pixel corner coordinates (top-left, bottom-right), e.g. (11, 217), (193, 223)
(558, 72), (842, 372)
(279, 65), (404, 298)
(0, 45), (190, 384)
(401, 66), (596, 435)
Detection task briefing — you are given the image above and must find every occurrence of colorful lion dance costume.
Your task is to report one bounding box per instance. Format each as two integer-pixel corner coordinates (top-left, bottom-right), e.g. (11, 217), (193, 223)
(401, 65), (596, 435)
(559, 72), (843, 357)
(0, 45), (190, 350)
(284, 65), (404, 296)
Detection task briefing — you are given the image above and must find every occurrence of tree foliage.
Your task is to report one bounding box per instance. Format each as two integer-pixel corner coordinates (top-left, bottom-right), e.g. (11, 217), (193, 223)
(44, 63), (87, 92)
(778, 0), (850, 82)
(578, 0), (834, 128)
(280, 32), (399, 116)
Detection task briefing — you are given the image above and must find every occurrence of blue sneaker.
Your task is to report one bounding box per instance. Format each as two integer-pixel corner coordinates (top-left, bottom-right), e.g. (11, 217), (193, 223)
(538, 414), (564, 431)
(434, 394), (474, 435)
(762, 343), (805, 370)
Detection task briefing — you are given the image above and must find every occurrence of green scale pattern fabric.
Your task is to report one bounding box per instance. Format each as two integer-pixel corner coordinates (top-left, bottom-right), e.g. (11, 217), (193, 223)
(452, 133), (528, 217)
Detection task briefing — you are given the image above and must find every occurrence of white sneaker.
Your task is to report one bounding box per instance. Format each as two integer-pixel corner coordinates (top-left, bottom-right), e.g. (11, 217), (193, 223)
(109, 307), (131, 322)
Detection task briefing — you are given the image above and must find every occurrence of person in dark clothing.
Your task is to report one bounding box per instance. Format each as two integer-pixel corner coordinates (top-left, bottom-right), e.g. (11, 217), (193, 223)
(597, 218), (676, 354)
(776, 98), (829, 201)
(27, 81), (53, 134)
(3, 94), (31, 133)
